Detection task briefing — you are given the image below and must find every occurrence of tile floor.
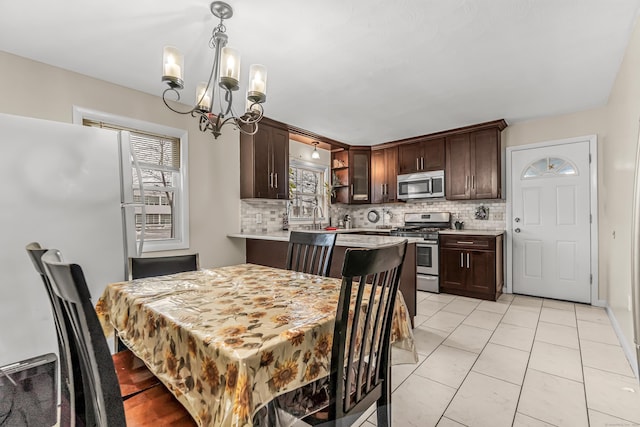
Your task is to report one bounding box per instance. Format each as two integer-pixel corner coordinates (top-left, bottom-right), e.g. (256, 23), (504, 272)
(355, 291), (640, 427)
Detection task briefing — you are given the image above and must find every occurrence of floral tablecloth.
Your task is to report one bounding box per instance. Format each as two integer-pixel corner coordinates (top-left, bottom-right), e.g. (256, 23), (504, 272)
(96, 264), (417, 427)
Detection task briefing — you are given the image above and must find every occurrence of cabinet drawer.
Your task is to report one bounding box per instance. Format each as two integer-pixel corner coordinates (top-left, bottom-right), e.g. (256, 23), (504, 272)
(439, 235), (496, 250)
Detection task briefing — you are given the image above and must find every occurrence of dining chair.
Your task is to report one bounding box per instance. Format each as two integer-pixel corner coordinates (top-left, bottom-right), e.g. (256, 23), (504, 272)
(129, 253), (199, 280)
(39, 248), (196, 427)
(118, 253), (199, 351)
(277, 240), (408, 427)
(26, 243), (160, 419)
(286, 231), (337, 277)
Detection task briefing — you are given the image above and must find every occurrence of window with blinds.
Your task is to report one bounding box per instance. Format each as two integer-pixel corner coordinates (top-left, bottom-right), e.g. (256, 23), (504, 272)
(83, 118), (186, 246)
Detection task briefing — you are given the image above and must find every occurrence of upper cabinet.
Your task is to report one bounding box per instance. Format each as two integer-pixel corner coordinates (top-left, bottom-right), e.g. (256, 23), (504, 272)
(445, 122), (505, 200)
(240, 122), (289, 199)
(397, 138), (445, 174)
(331, 147), (371, 204)
(371, 146), (398, 204)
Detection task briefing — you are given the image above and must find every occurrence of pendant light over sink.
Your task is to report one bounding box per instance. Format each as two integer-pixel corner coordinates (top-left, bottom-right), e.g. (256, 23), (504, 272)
(311, 141), (321, 159)
(161, 1), (267, 139)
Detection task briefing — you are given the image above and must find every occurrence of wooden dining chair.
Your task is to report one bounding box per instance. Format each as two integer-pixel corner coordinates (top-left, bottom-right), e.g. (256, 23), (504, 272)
(286, 231), (337, 277)
(40, 248), (196, 427)
(26, 243), (160, 422)
(278, 240), (408, 427)
(129, 253), (199, 280)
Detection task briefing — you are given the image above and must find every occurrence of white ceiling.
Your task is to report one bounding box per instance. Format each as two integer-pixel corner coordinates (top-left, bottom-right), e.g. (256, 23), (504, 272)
(1, 0), (639, 145)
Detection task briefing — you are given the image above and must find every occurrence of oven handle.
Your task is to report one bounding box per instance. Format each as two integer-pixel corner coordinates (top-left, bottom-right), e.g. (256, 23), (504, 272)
(417, 240), (438, 246)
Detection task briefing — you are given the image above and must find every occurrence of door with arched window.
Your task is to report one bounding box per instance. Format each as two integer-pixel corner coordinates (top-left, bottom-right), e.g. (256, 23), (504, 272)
(510, 139), (593, 303)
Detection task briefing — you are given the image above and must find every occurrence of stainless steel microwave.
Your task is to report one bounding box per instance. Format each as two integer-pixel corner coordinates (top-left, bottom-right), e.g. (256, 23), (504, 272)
(397, 170), (445, 200)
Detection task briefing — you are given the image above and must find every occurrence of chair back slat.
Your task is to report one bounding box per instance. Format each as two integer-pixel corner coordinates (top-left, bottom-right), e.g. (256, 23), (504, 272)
(329, 240), (407, 424)
(129, 254), (199, 280)
(285, 231), (337, 277)
(42, 250), (127, 427)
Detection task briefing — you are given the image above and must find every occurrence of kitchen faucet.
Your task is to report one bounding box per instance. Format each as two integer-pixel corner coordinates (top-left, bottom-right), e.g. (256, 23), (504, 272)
(312, 199), (323, 230)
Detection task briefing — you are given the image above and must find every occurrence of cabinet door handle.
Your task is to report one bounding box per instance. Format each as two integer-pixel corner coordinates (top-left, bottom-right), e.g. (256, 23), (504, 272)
(381, 184), (385, 195)
(385, 183), (388, 195)
(457, 241), (474, 245)
(416, 158), (420, 171)
(467, 253), (470, 268)
(274, 173), (278, 189)
(421, 157), (424, 170)
(351, 184), (354, 195)
(465, 175), (469, 189)
(269, 172), (273, 188)
(472, 175), (475, 189)
(460, 253), (464, 268)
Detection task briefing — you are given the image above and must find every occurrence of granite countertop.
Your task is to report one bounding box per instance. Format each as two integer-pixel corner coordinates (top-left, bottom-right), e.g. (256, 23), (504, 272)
(227, 229), (422, 248)
(439, 229), (505, 236)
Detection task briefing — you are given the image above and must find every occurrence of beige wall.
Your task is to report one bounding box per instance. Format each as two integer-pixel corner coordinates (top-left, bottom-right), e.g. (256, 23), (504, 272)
(0, 50), (245, 268)
(603, 17), (640, 350)
(502, 17), (640, 355)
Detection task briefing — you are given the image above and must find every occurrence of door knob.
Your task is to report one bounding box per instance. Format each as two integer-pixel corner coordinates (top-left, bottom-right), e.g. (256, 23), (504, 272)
(514, 228), (521, 233)
(515, 217), (521, 222)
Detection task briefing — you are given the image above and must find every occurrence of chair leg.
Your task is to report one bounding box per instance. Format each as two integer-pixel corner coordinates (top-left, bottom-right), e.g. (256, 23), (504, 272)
(376, 368), (391, 427)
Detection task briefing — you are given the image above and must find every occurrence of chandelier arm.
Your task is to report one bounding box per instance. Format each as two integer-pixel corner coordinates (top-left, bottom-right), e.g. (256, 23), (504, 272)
(236, 121), (259, 136)
(162, 88), (200, 115)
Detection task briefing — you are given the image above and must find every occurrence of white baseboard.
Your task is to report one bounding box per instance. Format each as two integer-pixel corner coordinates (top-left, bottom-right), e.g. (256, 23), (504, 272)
(605, 304), (639, 379)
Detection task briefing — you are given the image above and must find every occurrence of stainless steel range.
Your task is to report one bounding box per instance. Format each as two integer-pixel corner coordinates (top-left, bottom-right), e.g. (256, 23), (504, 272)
(391, 212), (451, 293)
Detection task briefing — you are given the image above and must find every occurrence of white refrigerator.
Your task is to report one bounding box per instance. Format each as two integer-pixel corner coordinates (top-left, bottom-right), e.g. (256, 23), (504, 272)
(0, 112), (140, 367)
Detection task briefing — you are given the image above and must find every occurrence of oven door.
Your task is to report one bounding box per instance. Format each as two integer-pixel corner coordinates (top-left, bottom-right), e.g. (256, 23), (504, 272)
(416, 241), (438, 275)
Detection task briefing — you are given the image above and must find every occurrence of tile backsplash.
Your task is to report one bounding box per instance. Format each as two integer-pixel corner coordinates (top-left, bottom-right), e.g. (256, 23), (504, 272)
(241, 199), (506, 233)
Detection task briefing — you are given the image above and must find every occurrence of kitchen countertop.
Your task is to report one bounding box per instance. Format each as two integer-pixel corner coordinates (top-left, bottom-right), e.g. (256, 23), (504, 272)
(439, 229), (505, 236)
(228, 229), (422, 248)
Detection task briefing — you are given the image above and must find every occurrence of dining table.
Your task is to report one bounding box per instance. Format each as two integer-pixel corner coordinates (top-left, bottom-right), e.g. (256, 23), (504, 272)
(96, 263), (417, 427)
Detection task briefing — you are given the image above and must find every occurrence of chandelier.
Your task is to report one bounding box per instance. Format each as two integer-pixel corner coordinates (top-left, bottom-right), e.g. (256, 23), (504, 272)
(161, 1), (267, 139)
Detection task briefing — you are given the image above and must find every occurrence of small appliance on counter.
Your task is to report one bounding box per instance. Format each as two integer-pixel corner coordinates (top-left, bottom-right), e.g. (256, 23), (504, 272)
(343, 214), (352, 229)
(390, 212), (451, 293)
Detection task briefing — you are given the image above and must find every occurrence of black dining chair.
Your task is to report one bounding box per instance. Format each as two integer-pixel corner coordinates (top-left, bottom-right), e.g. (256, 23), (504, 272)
(129, 253), (199, 280)
(276, 240), (408, 427)
(286, 231), (337, 277)
(26, 244), (162, 416)
(40, 248), (196, 427)
(117, 253), (199, 351)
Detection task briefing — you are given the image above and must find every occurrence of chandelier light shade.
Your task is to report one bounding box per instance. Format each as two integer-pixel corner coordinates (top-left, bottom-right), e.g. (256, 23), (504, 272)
(161, 1), (267, 139)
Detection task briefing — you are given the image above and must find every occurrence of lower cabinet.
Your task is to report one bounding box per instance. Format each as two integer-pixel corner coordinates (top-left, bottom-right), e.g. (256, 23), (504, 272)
(439, 234), (503, 301)
(245, 239), (417, 326)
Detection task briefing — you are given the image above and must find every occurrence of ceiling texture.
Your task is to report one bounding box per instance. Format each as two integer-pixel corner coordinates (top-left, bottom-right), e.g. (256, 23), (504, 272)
(1, 0), (640, 145)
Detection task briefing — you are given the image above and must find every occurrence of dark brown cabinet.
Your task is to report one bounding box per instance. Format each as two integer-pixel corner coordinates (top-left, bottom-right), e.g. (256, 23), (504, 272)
(371, 147), (398, 204)
(397, 138), (445, 174)
(445, 127), (502, 200)
(331, 147), (371, 204)
(439, 234), (503, 301)
(240, 123), (289, 199)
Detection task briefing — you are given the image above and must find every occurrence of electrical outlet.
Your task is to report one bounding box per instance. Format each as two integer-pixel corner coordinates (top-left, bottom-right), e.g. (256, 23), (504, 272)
(256, 213), (262, 224)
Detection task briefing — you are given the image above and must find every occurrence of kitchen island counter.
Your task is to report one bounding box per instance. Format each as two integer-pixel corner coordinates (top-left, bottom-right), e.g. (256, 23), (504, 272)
(228, 230), (422, 248)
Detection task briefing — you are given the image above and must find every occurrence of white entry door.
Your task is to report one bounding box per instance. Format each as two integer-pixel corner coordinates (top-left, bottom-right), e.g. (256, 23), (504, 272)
(511, 140), (592, 303)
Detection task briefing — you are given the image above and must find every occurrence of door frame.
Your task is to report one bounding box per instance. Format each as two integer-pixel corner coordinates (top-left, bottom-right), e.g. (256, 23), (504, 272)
(505, 135), (601, 306)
